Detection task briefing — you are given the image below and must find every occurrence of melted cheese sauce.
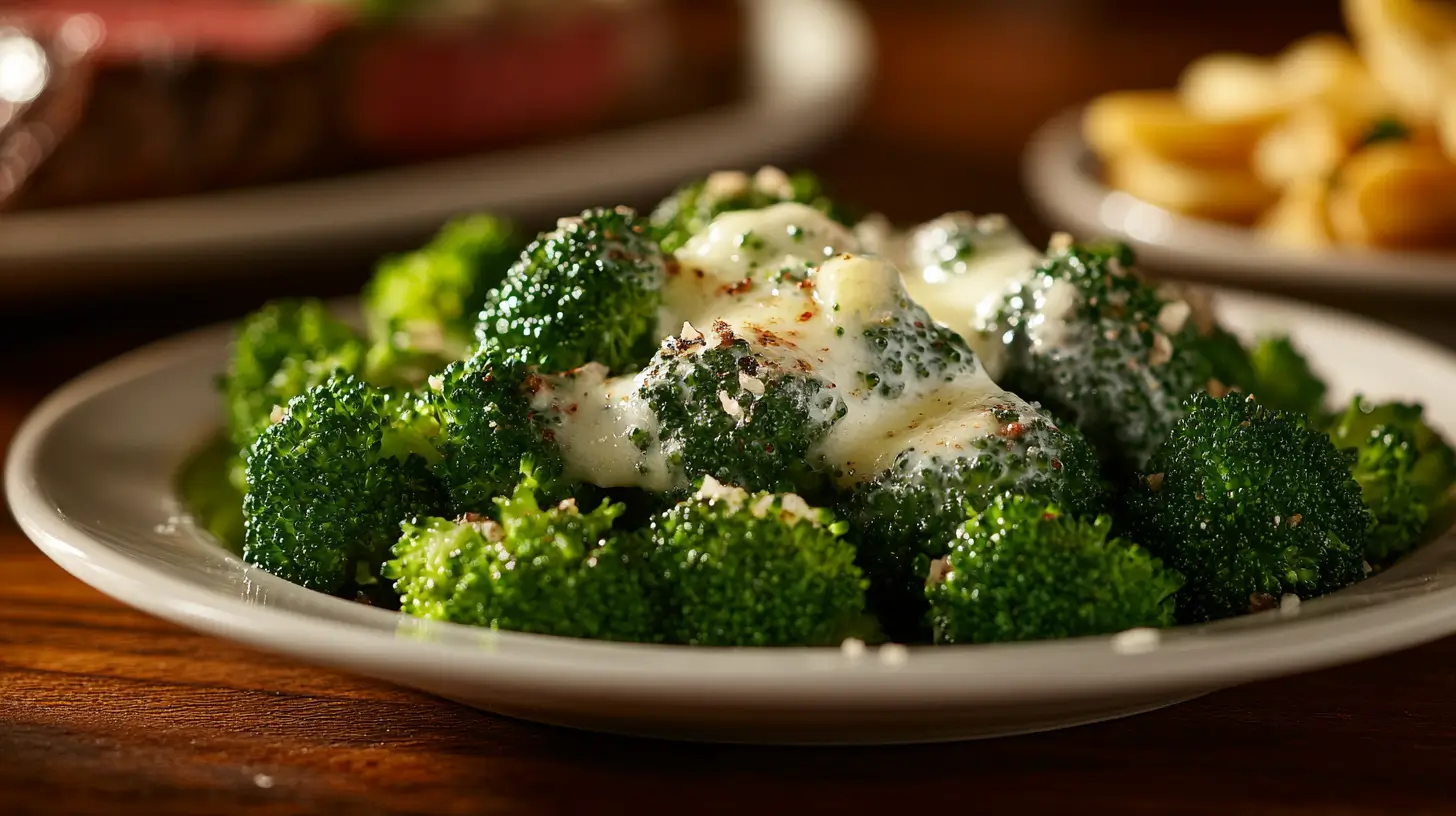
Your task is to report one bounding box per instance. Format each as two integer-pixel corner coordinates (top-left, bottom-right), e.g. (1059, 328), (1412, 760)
(534, 206), (1047, 492)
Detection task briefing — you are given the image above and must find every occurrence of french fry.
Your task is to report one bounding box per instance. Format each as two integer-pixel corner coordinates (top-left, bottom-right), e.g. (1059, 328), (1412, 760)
(1104, 150), (1277, 223)
(1083, 91), (1274, 166)
(1253, 104), (1356, 189)
(1178, 53), (1286, 120)
(1257, 177), (1335, 248)
(1328, 142), (1456, 247)
(1344, 0), (1456, 121)
(1277, 33), (1394, 120)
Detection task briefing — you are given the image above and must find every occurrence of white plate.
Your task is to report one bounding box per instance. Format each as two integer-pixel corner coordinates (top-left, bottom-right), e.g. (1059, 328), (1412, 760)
(10, 291), (1456, 744)
(1023, 109), (1456, 295)
(0, 0), (870, 294)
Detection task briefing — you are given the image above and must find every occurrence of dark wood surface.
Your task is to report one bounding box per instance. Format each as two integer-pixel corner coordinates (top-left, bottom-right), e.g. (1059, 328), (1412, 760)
(6, 3), (1456, 813)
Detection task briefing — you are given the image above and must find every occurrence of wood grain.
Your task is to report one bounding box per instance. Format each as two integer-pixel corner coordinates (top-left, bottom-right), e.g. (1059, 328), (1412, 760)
(6, 2), (1456, 813)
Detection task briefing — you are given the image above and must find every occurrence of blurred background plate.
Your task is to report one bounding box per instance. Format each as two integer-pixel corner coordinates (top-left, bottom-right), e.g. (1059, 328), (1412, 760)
(1024, 108), (1456, 295)
(0, 0), (870, 296)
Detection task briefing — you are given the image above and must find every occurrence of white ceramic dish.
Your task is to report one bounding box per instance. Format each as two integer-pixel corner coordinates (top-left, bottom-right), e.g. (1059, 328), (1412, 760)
(0, 0), (870, 294)
(1024, 108), (1456, 295)
(11, 290), (1456, 744)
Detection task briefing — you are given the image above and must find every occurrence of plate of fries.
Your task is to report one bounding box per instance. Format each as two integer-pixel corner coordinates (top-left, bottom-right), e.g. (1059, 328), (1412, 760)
(1025, 0), (1456, 293)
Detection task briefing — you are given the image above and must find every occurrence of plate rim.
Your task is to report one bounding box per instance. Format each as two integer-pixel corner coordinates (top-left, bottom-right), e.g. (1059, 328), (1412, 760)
(1022, 107), (1456, 294)
(11, 289), (1456, 708)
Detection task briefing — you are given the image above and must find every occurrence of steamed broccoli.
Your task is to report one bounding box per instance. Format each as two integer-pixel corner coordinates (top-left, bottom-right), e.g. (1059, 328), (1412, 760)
(1192, 326), (1257, 396)
(649, 478), (867, 646)
(1248, 336), (1328, 418)
(477, 207), (666, 375)
(420, 354), (565, 515)
(637, 326), (846, 498)
(385, 462), (656, 641)
(363, 214), (519, 385)
(650, 167), (850, 254)
(243, 375), (445, 599)
(1328, 396), (1456, 567)
(221, 299), (366, 450)
(177, 436), (246, 554)
(842, 411), (1107, 641)
(1124, 392), (1369, 623)
(926, 493), (1180, 644)
(992, 241), (1210, 473)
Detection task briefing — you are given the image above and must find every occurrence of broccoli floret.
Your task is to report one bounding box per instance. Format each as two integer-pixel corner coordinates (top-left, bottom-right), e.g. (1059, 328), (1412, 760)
(841, 411), (1107, 641)
(1248, 336), (1328, 418)
(648, 477), (867, 646)
(177, 436), (246, 554)
(421, 354), (565, 514)
(221, 299), (366, 450)
(637, 325), (846, 497)
(385, 462), (656, 641)
(926, 493), (1180, 644)
(1124, 392), (1369, 623)
(243, 376), (445, 599)
(477, 206), (666, 375)
(1192, 326), (1258, 395)
(992, 241), (1210, 473)
(363, 214), (519, 385)
(650, 167), (850, 254)
(1328, 396), (1456, 567)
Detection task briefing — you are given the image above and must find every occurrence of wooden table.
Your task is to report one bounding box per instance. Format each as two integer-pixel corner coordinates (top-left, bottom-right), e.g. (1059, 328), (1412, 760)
(6, 3), (1456, 813)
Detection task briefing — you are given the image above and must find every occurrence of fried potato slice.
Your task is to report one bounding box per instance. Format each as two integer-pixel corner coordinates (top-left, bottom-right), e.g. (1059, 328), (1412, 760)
(1104, 150), (1277, 222)
(1084, 91), (1274, 166)
(1328, 141), (1456, 248)
(1257, 176), (1335, 248)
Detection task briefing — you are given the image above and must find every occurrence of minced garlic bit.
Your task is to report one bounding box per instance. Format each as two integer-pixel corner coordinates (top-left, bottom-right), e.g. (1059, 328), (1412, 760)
(738, 370), (765, 396)
(1047, 231), (1074, 252)
(427, 374), (445, 393)
(703, 170), (750, 201)
(878, 642), (909, 667)
(716, 390), (743, 420)
(1146, 472), (1165, 491)
(1111, 627), (1161, 655)
(680, 321), (703, 342)
(925, 557), (951, 587)
(1156, 300), (1191, 335)
(1280, 594), (1302, 613)
(1148, 333), (1173, 367)
(269, 404), (286, 425)
(753, 166), (794, 199)
(841, 637), (867, 658)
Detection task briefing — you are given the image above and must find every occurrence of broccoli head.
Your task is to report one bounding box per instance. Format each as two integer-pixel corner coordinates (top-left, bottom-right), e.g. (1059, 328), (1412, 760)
(1328, 396), (1456, 567)
(650, 167), (850, 254)
(993, 240), (1210, 473)
(420, 354), (565, 515)
(243, 376), (445, 599)
(477, 206), (666, 375)
(926, 493), (1180, 644)
(385, 462), (657, 642)
(1248, 335), (1328, 418)
(363, 214), (519, 385)
(1124, 392), (1369, 623)
(221, 299), (366, 450)
(648, 477), (867, 646)
(841, 410), (1107, 641)
(637, 324), (846, 498)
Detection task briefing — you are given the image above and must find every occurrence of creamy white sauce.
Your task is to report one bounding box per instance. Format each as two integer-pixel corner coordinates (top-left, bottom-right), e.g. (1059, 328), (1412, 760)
(534, 206), (1046, 492)
(894, 213), (1044, 379)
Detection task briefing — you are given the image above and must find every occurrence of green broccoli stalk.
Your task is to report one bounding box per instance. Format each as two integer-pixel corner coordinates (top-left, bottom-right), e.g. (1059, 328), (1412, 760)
(649, 477), (867, 646)
(1248, 336), (1328, 418)
(841, 413), (1107, 642)
(176, 435), (247, 554)
(385, 461), (657, 642)
(650, 167), (850, 254)
(363, 214), (520, 385)
(1328, 396), (1456, 567)
(420, 354), (565, 515)
(992, 240), (1211, 474)
(221, 299), (366, 451)
(477, 206), (666, 375)
(926, 493), (1180, 644)
(1124, 392), (1369, 623)
(243, 376), (445, 600)
(637, 326), (846, 499)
